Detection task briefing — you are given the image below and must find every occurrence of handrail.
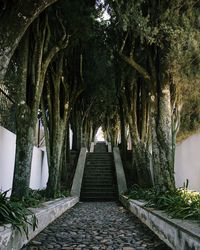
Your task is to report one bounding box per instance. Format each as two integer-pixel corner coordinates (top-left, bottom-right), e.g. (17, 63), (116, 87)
(107, 142), (112, 152)
(70, 147), (87, 197)
(89, 142), (95, 152)
(113, 147), (127, 195)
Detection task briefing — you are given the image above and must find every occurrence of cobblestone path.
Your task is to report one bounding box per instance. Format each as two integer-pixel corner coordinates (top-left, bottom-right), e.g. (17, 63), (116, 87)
(23, 202), (171, 250)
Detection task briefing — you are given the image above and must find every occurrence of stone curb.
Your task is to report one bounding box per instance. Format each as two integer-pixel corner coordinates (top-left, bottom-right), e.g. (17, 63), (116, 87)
(120, 195), (200, 250)
(0, 196), (79, 250)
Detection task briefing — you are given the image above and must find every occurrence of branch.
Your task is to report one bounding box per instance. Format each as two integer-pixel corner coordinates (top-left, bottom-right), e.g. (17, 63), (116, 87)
(42, 35), (69, 75)
(0, 87), (15, 103)
(119, 32), (129, 53)
(119, 52), (152, 82)
(81, 99), (95, 125)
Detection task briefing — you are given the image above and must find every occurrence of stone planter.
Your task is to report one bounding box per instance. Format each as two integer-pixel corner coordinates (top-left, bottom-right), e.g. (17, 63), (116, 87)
(120, 195), (200, 250)
(0, 196), (79, 250)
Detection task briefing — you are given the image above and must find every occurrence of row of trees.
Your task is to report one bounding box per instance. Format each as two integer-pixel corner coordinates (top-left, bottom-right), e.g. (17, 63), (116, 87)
(103, 0), (200, 191)
(0, 0), (118, 199)
(0, 0), (199, 200)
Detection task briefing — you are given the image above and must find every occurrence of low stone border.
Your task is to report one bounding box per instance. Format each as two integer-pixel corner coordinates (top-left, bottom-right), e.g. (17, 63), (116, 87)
(120, 195), (200, 250)
(0, 196), (79, 250)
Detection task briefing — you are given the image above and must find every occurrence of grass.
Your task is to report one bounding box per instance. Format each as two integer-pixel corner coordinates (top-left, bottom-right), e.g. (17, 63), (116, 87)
(126, 185), (200, 220)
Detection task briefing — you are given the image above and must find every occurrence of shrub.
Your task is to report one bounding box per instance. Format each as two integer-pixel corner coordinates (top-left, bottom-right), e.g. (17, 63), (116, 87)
(126, 185), (200, 220)
(0, 190), (37, 238)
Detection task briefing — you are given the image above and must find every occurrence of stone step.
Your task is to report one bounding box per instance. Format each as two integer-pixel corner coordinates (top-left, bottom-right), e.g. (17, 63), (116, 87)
(86, 159), (112, 162)
(83, 174), (113, 182)
(81, 188), (116, 193)
(84, 170), (114, 174)
(87, 153), (112, 156)
(82, 182), (114, 186)
(80, 197), (117, 202)
(86, 163), (113, 166)
(84, 167), (113, 171)
(82, 183), (115, 186)
(86, 157), (112, 160)
(80, 192), (116, 200)
(82, 180), (114, 184)
(81, 188), (116, 194)
(81, 148), (117, 201)
(86, 161), (113, 167)
(84, 170), (113, 173)
(83, 175), (113, 179)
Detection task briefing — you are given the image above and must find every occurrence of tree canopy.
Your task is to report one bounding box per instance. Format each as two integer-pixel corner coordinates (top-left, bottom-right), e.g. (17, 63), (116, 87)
(0, 0), (199, 198)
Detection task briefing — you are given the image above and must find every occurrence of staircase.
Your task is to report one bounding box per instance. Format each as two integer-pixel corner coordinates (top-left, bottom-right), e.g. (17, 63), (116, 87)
(80, 142), (118, 201)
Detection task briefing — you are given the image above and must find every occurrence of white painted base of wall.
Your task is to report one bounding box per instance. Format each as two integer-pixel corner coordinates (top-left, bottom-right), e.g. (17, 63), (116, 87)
(0, 196), (79, 250)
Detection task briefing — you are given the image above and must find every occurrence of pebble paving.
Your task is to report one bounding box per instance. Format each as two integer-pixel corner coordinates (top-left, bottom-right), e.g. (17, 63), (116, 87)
(23, 202), (171, 250)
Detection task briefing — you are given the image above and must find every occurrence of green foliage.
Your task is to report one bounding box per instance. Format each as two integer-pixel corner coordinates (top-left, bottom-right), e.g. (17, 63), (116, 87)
(0, 188), (70, 237)
(22, 189), (46, 208)
(0, 190), (37, 238)
(177, 76), (200, 142)
(126, 185), (200, 220)
(13, 189), (71, 208)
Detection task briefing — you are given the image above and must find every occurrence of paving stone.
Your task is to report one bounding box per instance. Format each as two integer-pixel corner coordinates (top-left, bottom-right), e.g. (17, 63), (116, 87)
(22, 202), (171, 250)
(122, 248), (136, 250)
(31, 240), (42, 245)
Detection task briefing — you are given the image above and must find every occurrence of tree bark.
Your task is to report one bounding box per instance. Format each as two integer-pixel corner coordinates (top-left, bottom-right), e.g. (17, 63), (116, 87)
(118, 95), (127, 160)
(151, 81), (175, 191)
(11, 13), (69, 199)
(11, 105), (35, 198)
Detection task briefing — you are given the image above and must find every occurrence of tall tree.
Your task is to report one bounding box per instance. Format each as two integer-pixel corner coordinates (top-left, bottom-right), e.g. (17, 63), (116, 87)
(0, 0), (59, 82)
(105, 0), (200, 190)
(10, 11), (70, 199)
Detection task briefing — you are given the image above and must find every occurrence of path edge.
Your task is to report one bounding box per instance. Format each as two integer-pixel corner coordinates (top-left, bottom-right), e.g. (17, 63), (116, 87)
(0, 196), (79, 250)
(120, 195), (200, 250)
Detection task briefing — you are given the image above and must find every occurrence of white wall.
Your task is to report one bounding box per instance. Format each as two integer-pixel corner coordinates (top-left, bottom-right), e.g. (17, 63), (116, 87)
(175, 133), (200, 192)
(40, 150), (49, 189)
(0, 126), (16, 196)
(0, 126), (48, 195)
(69, 126), (73, 150)
(29, 147), (43, 189)
(2, 124), (200, 194)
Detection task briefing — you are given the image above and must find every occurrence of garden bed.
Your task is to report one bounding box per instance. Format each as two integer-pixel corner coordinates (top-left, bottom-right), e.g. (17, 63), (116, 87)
(0, 196), (79, 250)
(120, 195), (200, 250)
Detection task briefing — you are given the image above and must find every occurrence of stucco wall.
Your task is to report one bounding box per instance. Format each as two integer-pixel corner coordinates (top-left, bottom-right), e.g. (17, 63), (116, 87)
(175, 133), (200, 191)
(40, 150), (49, 189)
(1, 125), (200, 194)
(0, 126), (16, 196)
(0, 126), (48, 195)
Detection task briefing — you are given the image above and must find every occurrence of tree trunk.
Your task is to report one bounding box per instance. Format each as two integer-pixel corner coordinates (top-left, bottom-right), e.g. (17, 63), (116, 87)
(71, 108), (82, 151)
(126, 80), (152, 188)
(61, 124), (70, 189)
(119, 96), (127, 160)
(46, 136), (63, 197)
(151, 82), (175, 191)
(129, 125), (152, 187)
(133, 141), (152, 188)
(11, 105), (35, 198)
